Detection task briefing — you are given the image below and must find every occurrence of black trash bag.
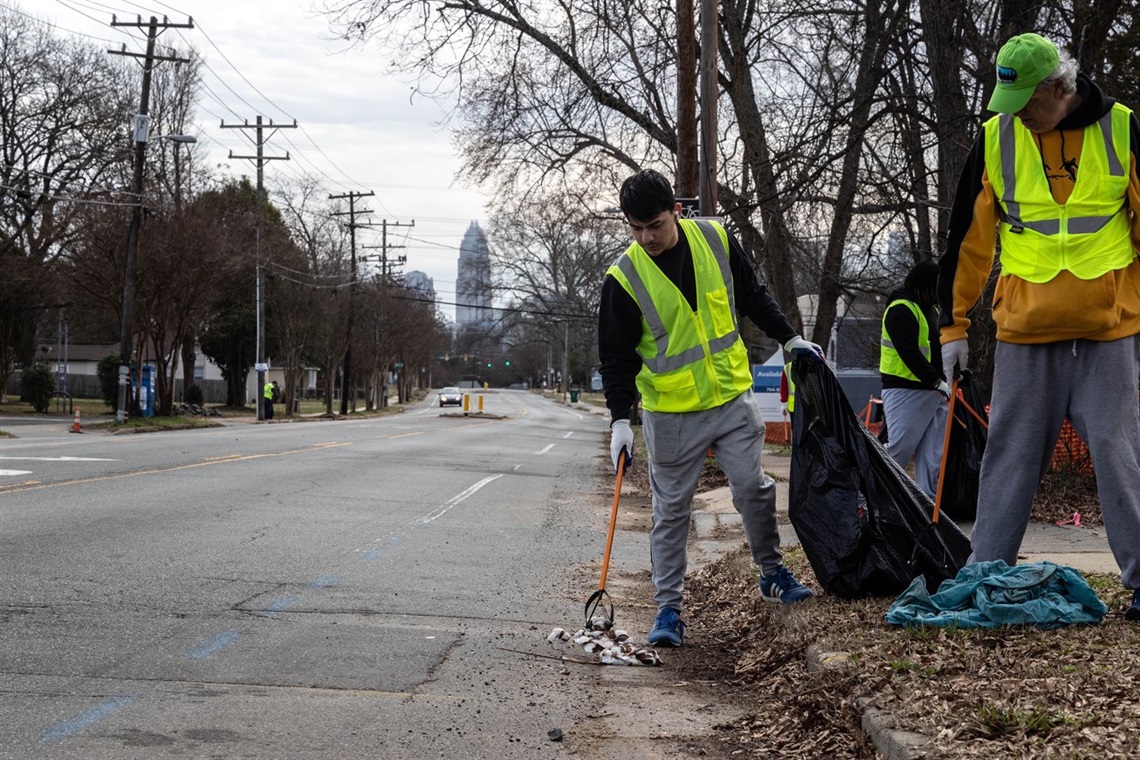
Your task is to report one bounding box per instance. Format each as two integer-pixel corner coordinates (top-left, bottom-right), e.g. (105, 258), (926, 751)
(938, 371), (987, 522)
(788, 358), (972, 599)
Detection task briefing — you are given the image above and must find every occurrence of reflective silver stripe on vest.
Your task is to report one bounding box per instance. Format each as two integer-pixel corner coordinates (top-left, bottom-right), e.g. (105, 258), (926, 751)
(999, 115), (1022, 223)
(1069, 212), (1123, 234)
(997, 111), (1123, 235)
(616, 222), (741, 374)
(1100, 110), (1124, 177)
(880, 338), (931, 357)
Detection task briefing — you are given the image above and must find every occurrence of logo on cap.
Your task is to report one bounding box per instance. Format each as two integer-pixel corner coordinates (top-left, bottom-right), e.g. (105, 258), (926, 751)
(997, 65), (1018, 85)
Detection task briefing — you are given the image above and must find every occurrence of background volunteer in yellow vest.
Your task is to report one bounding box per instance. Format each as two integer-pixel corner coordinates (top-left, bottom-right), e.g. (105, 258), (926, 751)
(938, 33), (1140, 621)
(879, 260), (949, 499)
(262, 380), (276, 421)
(780, 362), (795, 414)
(598, 169), (825, 647)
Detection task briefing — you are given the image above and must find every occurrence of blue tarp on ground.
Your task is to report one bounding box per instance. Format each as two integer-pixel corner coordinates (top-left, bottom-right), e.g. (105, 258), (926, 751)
(885, 560), (1108, 629)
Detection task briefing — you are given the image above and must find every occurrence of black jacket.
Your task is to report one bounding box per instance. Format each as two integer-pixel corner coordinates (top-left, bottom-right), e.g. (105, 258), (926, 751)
(880, 287), (943, 390)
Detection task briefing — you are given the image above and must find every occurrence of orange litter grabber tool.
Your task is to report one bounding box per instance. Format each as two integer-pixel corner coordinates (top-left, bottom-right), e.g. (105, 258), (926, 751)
(932, 378), (960, 524)
(934, 376), (990, 524)
(584, 451), (628, 631)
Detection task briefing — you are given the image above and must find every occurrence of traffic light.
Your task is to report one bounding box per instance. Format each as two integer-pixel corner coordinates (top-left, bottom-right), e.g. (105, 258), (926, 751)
(505, 359), (511, 366)
(486, 361), (492, 368)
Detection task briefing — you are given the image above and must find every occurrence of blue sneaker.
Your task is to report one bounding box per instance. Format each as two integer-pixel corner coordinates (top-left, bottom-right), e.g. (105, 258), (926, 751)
(759, 566), (814, 604)
(647, 607), (686, 647)
(1126, 589), (1140, 622)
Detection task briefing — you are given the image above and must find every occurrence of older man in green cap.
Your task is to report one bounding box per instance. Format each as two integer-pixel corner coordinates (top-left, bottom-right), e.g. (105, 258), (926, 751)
(938, 33), (1140, 621)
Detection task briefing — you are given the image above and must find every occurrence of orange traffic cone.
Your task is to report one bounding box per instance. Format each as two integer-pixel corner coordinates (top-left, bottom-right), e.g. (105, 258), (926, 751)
(71, 407), (82, 434)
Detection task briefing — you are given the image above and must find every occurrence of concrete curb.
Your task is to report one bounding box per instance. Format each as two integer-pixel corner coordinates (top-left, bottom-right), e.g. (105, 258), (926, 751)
(803, 644), (934, 758)
(858, 700), (934, 760)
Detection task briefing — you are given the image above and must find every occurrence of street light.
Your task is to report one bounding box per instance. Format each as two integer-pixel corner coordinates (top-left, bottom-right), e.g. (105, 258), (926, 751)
(115, 115), (196, 423)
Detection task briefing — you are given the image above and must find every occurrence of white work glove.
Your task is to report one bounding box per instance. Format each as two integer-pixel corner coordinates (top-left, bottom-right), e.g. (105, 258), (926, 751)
(935, 380), (951, 399)
(942, 338), (969, 379)
(610, 419), (633, 473)
(784, 335), (825, 363)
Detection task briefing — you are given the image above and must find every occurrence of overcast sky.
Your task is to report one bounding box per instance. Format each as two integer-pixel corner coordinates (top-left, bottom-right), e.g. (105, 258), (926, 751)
(15, 0), (491, 323)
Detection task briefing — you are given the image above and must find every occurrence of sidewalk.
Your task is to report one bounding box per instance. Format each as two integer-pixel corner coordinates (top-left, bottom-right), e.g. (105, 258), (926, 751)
(691, 448), (1121, 578)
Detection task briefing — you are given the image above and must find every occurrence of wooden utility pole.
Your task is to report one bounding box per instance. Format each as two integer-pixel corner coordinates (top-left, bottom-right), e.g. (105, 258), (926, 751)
(698, 0), (718, 216)
(221, 116), (297, 419)
(362, 219), (415, 280)
(109, 14), (192, 424)
(676, 0), (698, 198)
(329, 191), (375, 415)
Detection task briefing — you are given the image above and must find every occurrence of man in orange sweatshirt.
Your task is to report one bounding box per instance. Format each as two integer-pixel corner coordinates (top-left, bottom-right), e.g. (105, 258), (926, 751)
(939, 33), (1140, 621)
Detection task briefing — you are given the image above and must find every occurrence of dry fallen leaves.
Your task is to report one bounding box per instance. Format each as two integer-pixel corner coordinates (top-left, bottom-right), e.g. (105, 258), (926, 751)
(663, 543), (1140, 759)
(623, 447), (1138, 758)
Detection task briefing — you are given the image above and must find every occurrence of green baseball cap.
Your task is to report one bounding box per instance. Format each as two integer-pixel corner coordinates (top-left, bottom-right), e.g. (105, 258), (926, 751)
(987, 33), (1059, 113)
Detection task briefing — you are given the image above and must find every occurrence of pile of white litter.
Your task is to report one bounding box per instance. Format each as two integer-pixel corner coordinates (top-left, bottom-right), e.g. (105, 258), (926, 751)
(547, 626), (662, 665)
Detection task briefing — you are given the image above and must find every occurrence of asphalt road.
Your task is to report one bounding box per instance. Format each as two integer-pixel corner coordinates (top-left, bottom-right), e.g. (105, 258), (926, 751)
(0, 391), (623, 758)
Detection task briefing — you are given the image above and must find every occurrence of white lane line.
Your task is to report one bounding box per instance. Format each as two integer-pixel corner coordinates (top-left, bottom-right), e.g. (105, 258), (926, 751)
(0, 456), (118, 462)
(562, 432), (573, 438)
(420, 474), (504, 524)
(0, 469), (33, 476)
(535, 443), (556, 455)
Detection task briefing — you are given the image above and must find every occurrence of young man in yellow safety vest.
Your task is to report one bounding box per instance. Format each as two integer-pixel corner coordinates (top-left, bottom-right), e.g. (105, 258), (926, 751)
(939, 33), (1140, 621)
(879, 260), (949, 498)
(598, 169), (823, 647)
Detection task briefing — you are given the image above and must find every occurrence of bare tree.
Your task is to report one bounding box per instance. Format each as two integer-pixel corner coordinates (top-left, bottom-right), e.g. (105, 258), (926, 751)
(323, 0), (1140, 378)
(274, 174), (352, 415)
(487, 192), (625, 325)
(0, 7), (132, 392)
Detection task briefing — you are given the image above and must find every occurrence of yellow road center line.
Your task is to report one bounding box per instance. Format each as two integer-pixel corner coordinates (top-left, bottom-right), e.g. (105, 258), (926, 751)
(0, 442), (350, 495)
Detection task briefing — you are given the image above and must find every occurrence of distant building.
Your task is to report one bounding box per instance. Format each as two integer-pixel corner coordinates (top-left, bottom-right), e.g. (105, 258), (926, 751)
(404, 270), (435, 302)
(456, 221), (492, 329)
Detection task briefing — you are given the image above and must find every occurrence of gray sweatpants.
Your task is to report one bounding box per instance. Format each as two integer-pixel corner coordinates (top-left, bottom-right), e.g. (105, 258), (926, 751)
(642, 390), (781, 613)
(969, 336), (1140, 589)
(881, 387), (948, 498)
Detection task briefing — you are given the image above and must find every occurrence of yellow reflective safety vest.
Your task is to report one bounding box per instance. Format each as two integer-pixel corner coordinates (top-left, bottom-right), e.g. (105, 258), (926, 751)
(879, 299), (929, 382)
(606, 219), (753, 413)
(783, 361), (795, 413)
(984, 103), (1134, 282)
(263, 382), (275, 400)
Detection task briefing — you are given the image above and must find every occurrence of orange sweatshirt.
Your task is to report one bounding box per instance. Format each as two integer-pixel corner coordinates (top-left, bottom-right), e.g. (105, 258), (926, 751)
(938, 73), (1140, 344)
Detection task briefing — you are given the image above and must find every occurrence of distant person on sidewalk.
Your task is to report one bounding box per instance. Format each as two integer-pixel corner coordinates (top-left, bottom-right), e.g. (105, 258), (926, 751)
(598, 169), (823, 647)
(939, 33), (1140, 620)
(263, 380), (277, 421)
(879, 260), (949, 498)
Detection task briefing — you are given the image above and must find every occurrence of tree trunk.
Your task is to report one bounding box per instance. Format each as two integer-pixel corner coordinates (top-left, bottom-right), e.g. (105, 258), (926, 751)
(919, 0), (975, 250)
(814, 0), (903, 347)
(718, 0), (802, 330)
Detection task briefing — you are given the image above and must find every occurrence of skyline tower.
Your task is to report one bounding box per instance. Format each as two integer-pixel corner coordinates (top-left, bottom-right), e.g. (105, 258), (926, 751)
(456, 221), (492, 329)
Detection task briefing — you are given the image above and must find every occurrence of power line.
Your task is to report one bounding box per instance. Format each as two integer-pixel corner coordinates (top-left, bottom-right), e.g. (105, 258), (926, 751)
(0, 182), (135, 207)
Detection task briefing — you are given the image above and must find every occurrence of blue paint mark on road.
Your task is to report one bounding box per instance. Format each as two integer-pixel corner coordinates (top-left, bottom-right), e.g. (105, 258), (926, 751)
(188, 631), (241, 660)
(362, 548), (382, 560)
(308, 575), (337, 589)
(42, 695), (135, 742)
(389, 536), (402, 547)
(263, 596), (295, 617)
